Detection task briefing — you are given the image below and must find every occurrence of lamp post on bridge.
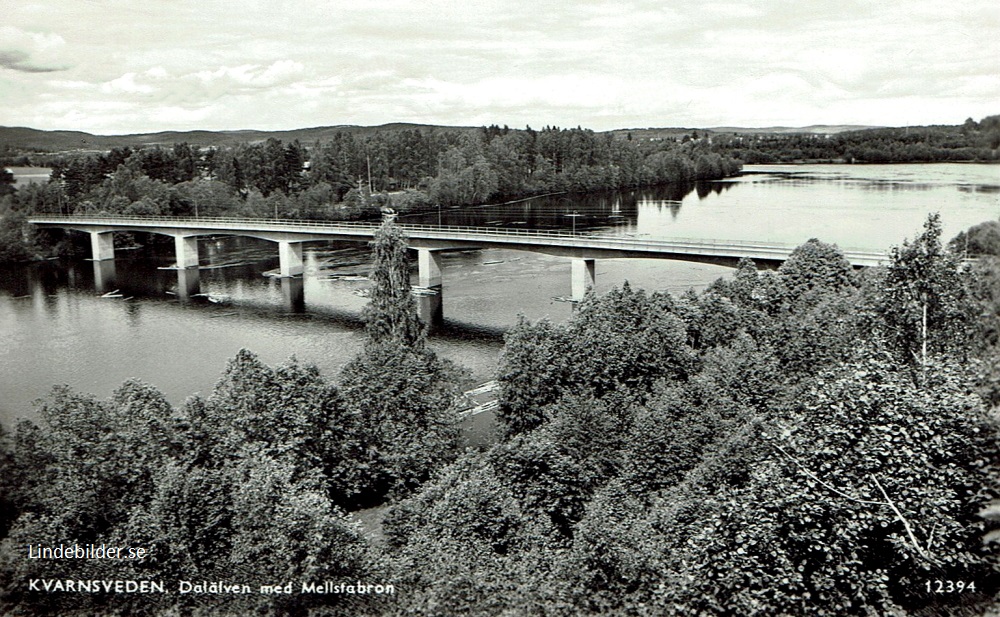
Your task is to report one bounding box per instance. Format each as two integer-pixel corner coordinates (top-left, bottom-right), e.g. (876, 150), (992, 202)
(565, 210), (581, 235)
(559, 197), (582, 236)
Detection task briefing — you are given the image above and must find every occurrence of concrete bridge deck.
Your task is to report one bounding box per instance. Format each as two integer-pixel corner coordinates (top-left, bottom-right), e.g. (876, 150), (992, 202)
(28, 214), (889, 263)
(27, 214), (890, 310)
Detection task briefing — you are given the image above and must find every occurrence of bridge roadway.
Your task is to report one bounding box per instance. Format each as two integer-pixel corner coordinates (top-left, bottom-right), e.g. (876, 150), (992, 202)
(28, 215), (889, 307)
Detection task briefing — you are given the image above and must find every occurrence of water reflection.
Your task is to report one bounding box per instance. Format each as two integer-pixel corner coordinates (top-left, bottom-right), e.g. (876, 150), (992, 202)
(175, 268), (200, 301)
(695, 182), (734, 199)
(398, 186), (664, 232)
(35, 267), (66, 316)
(417, 291), (444, 332)
(281, 277), (305, 313)
(399, 180), (735, 235)
(959, 184), (1000, 194)
(122, 298), (142, 328)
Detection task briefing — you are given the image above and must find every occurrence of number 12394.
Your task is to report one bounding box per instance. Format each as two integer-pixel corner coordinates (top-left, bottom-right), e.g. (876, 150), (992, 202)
(925, 580), (975, 593)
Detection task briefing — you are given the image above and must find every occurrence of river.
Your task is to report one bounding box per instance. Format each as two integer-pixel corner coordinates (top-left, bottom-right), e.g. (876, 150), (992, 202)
(2, 163), (998, 427)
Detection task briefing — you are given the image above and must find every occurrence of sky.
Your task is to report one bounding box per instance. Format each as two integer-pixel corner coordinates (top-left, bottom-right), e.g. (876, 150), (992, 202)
(2, 0), (998, 134)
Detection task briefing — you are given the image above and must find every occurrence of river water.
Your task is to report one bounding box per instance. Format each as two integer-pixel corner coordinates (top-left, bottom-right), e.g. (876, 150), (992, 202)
(2, 163), (998, 426)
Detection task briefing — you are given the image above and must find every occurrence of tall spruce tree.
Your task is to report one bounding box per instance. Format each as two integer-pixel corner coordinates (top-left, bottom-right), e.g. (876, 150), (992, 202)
(362, 214), (425, 347)
(338, 213), (463, 503)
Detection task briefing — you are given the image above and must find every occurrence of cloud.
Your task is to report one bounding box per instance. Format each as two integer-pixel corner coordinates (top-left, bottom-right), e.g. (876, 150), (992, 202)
(1, 0), (997, 132)
(47, 79), (93, 91)
(102, 73), (155, 94)
(193, 60), (304, 90)
(0, 26), (69, 72)
(151, 105), (216, 125)
(0, 50), (63, 73)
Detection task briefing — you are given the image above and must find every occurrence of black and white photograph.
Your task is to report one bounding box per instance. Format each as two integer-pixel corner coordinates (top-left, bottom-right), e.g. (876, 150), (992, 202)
(1, 1), (999, 615)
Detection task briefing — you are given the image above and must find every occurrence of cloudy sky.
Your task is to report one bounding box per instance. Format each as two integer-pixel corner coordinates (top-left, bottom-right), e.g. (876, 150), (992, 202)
(2, 0), (997, 134)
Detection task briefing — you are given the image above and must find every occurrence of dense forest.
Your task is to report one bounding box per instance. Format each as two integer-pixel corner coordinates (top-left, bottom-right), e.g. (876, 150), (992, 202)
(707, 115), (1000, 163)
(0, 124), (741, 263)
(1, 212), (998, 616)
(4, 114), (999, 262)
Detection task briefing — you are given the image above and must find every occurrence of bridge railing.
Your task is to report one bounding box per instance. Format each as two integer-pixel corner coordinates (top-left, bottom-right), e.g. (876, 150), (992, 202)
(27, 214), (887, 257)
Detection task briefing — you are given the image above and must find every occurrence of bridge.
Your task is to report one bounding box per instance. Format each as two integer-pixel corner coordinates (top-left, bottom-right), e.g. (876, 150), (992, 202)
(27, 215), (889, 312)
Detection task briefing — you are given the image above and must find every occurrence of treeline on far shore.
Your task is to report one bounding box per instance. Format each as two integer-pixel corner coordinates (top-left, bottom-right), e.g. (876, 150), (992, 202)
(705, 114), (1000, 163)
(0, 124), (741, 263)
(3, 114), (998, 263)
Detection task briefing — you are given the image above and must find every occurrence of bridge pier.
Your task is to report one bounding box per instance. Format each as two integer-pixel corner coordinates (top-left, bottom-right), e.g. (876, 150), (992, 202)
(174, 235), (200, 269)
(417, 249), (443, 288)
(571, 258), (595, 301)
(416, 250), (444, 327)
(90, 231), (115, 261)
(278, 241), (304, 277)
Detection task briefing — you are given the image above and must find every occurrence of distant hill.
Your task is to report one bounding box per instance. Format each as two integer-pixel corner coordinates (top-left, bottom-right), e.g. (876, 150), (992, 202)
(0, 123), (478, 152)
(707, 125), (883, 135)
(0, 122), (891, 153)
(604, 125), (884, 142)
(605, 128), (706, 141)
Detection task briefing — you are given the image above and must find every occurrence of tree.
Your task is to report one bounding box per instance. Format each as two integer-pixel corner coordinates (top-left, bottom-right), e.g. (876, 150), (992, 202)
(6, 381), (177, 540)
(0, 168), (14, 197)
(188, 349), (355, 498)
(496, 284), (696, 439)
(950, 220), (1000, 257)
(631, 349), (999, 616)
(567, 284), (696, 401)
(777, 238), (855, 307)
(561, 480), (670, 611)
(0, 356), (379, 616)
(0, 206), (35, 262)
(0, 382), (181, 615)
(496, 317), (576, 438)
(874, 213), (976, 366)
(222, 448), (373, 615)
(337, 213), (464, 504)
(363, 215), (425, 347)
(338, 342), (463, 503)
(172, 179), (239, 218)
